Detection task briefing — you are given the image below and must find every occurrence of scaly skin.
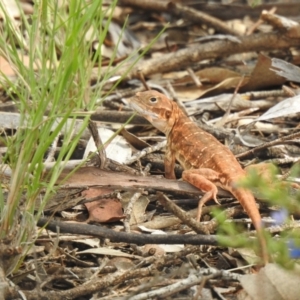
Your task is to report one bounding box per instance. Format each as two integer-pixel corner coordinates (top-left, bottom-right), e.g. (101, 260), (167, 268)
(129, 90), (268, 264)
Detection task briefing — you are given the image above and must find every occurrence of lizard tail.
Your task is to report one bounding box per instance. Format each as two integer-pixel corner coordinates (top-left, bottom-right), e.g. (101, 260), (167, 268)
(231, 188), (269, 265)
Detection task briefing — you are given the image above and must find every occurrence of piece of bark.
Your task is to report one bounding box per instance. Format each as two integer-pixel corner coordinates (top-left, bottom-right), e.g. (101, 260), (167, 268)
(59, 167), (203, 196)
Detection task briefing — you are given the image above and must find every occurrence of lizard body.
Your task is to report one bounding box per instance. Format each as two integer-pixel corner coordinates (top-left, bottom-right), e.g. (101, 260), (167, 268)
(129, 90), (268, 264)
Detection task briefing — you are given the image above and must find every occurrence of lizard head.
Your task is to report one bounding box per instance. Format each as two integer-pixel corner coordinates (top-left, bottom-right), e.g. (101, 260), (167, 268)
(128, 90), (176, 135)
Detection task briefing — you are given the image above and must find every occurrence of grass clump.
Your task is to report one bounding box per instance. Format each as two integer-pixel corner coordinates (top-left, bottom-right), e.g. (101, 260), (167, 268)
(0, 0), (156, 279)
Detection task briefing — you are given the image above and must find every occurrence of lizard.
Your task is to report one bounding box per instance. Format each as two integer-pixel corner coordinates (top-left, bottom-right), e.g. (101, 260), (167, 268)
(128, 90), (268, 264)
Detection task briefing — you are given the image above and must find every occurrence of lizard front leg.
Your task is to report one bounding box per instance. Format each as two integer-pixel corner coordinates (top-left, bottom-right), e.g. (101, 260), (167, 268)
(182, 168), (222, 222)
(164, 146), (176, 179)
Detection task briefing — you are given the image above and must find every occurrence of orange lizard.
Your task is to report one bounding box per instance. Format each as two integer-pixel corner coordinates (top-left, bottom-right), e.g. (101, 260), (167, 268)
(129, 90), (268, 264)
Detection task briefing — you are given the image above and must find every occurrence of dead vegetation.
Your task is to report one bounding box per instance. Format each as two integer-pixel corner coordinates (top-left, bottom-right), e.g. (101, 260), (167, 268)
(1, 0), (300, 299)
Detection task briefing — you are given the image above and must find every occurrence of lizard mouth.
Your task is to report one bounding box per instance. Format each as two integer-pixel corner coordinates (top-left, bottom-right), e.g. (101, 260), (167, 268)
(129, 102), (159, 120)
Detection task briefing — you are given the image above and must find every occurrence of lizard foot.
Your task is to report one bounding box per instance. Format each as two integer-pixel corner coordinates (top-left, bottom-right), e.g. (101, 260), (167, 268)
(196, 189), (219, 222)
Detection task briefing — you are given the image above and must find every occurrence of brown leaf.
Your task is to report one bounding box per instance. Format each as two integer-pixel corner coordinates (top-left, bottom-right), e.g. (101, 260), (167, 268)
(83, 188), (125, 223)
(241, 53), (286, 91)
(60, 167), (207, 196)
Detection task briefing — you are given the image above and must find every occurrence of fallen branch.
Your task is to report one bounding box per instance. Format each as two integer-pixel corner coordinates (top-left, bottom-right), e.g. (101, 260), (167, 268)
(37, 217), (218, 246)
(119, 32), (300, 79)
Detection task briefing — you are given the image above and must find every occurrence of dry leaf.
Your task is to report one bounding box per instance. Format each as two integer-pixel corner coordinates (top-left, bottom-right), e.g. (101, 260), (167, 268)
(241, 54), (286, 91)
(239, 263), (300, 300)
(83, 127), (132, 164)
(138, 226), (184, 252)
(256, 94), (300, 122)
(83, 188), (125, 223)
(109, 257), (135, 270)
(271, 58), (300, 83)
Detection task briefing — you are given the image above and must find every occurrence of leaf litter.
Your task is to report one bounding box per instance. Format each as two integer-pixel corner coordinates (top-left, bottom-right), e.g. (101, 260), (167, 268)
(1, 1), (300, 299)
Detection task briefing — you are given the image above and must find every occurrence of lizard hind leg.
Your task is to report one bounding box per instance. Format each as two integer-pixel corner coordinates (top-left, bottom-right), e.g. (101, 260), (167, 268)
(197, 190), (220, 222)
(182, 169), (221, 222)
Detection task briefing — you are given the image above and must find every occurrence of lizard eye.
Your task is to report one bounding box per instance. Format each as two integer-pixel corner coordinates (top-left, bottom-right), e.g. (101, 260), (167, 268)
(149, 97), (157, 103)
